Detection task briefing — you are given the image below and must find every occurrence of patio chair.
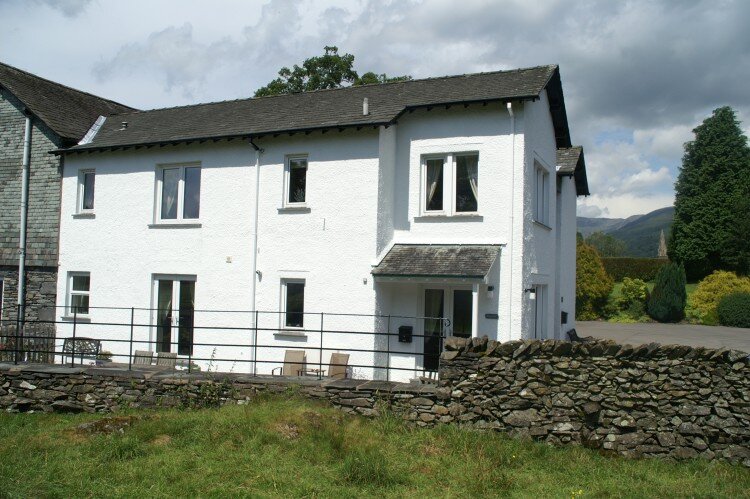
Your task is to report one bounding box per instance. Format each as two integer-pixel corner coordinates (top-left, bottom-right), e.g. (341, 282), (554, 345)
(328, 352), (350, 379)
(271, 350), (306, 376)
(133, 350), (153, 366)
(155, 351), (178, 367)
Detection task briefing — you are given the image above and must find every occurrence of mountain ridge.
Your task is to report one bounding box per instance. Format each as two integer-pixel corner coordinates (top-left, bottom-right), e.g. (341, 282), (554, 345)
(577, 206), (674, 257)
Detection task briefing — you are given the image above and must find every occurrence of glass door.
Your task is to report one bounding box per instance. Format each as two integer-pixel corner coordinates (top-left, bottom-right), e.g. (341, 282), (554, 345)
(423, 289), (445, 371)
(451, 289), (473, 338)
(155, 278), (195, 355)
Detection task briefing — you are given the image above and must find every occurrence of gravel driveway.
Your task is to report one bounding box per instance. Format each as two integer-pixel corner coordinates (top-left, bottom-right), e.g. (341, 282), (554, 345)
(576, 321), (750, 353)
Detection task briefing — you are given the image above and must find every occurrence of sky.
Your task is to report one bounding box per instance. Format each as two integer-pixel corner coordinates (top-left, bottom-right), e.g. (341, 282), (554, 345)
(1, 0), (748, 219)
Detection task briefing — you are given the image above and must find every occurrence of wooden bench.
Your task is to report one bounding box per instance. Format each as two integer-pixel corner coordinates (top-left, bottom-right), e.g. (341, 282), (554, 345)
(61, 337), (101, 365)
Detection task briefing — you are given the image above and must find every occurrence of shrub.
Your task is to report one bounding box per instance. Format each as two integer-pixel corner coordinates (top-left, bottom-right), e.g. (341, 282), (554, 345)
(647, 263), (687, 323)
(602, 258), (669, 282)
(688, 271), (750, 325)
(619, 278), (650, 307)
(717, 292), (750, 328)
(576, 241), (614, 320)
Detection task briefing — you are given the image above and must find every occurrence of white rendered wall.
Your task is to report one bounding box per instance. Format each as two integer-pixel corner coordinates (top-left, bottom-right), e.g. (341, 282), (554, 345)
(522, 91), (559, 339)
(559, 175), (577, 335)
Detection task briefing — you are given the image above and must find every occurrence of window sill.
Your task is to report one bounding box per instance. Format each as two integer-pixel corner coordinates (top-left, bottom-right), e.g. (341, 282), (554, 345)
(72, 212), (95, 219)
(414, 214), (483, 222)
(148, 222), (202, 229)
(278, 206), (311, 214)
(60, 315), (91, 323)
(273, 330), (308, 339)
(533, 220), (552, 231)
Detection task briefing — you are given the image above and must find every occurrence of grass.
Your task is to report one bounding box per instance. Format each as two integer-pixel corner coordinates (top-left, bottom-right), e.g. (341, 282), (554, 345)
(1, 397), (749, 498)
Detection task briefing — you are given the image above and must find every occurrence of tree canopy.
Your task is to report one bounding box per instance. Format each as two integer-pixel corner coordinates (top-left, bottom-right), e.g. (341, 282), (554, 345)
(254, 46), (412, 97)
(584, 231), (627, 258)
(669, 106), (750, 280)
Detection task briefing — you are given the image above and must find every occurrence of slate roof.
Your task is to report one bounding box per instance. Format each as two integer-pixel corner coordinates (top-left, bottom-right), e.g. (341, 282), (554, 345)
(556, 146), (590, 196)
(62, 65), (570, 153)
(372, 244), (501, 279)
(0, 61), (134, 141)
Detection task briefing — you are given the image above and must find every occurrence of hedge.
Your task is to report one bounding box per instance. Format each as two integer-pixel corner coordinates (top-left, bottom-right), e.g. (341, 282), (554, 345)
(717, 292), (750, 328)
(602, 257), (669, 282)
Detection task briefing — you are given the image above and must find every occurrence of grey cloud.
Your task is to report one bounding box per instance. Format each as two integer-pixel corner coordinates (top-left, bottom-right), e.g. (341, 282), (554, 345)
(31, 0), (93, 17)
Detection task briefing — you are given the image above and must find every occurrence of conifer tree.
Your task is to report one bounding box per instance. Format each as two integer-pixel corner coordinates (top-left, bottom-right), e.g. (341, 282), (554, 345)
(647, 263), (687, 322)
(669, 107), (750, 280)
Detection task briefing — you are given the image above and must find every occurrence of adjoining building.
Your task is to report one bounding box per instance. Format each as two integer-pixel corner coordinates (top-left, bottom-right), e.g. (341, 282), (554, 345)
(0, 62), (133, 358)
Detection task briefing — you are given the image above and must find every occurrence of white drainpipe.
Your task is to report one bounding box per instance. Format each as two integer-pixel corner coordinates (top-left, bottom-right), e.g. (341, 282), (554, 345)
(17, 114), (32, 327)
(506, 102), (516, 339)
(249, 140), (262, 373)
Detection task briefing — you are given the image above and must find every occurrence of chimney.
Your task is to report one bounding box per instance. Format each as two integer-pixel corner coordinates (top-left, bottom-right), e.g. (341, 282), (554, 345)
(120, 121), (129, 130)
(362, 98), (369, 116)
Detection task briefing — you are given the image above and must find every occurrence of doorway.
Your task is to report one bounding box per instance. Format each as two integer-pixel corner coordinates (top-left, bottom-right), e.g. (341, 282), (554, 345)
(154, 276), (196, 355)
(422, 286), (473, 371)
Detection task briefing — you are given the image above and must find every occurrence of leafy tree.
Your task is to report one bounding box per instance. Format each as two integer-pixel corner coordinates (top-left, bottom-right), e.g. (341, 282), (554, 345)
(585, 231), (627, 257)
(647, 263), (687, 323)
(669, 106), (750, 280)
(254, 46), (411, 97)
(576, 240), (614, 320)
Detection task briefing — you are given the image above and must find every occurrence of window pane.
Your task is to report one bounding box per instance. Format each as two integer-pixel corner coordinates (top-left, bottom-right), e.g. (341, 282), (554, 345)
(157, 280), (173, 353)
(71, 294), (89, 315)
(82, 172), (95, 210)
(285, 282), (305, 328)
(423, 288), (444, 371)
(183, 167), (201, 219)
(72, 275), (90, 292)
(161, 168), (179, 219)
(288, 159), (307, 203)
(178, 281), (195, 355)
(452, 290), (473, 338)
(455, 155), (478, 212)
(425, 158), (444, 211)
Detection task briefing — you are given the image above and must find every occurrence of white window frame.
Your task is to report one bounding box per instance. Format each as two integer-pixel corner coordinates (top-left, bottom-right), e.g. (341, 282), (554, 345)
(534, 162), (550, 227)
(66, 271), (91, 317)
(76, 169), (96, 214)
(420, 152), (479, 216)
(154, 162), (201, 223)
(280, 278), (306, 329)
(283, 155), (309, 208)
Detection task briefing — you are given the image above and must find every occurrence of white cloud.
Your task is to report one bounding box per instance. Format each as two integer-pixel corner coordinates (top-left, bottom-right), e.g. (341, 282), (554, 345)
(578, 192), (674, 219)
(31, 0), (93, 17)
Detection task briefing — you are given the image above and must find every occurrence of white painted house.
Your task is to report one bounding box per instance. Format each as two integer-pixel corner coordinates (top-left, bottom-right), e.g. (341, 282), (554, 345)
(52, 65), (588, 380)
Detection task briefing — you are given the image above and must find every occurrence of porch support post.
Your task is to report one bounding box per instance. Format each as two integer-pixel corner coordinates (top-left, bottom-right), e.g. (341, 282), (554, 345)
(471, 284), (480, 338)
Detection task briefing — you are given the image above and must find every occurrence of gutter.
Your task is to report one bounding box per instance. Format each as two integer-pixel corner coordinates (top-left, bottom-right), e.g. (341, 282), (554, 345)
(506, 102), (516, 338)
(17, 113), (32, 351)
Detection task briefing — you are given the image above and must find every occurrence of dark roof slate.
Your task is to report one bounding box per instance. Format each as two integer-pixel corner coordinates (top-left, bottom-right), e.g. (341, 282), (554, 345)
(66, 65), (560, 152)
(372, 244), (501, 279)
(556, 146), (590, 196)
(0, 61), (134, 141)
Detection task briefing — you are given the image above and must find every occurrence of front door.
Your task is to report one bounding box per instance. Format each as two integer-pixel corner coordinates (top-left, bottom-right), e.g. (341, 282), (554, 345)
(155, 278), (195, 355)
(422, 286), (473, 371)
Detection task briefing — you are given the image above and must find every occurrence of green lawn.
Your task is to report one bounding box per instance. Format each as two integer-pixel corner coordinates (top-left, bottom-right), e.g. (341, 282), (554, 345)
(1, 397), (748, 497)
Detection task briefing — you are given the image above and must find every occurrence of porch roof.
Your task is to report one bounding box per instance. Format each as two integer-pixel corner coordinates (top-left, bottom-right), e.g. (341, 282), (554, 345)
(372, 244), (501, 281)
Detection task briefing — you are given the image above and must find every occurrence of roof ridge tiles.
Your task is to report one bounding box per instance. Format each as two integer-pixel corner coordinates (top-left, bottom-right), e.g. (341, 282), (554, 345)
(106, 64), (559, 117)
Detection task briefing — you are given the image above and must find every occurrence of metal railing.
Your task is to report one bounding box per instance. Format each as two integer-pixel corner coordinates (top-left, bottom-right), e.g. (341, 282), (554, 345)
(0, 304), (451, 382)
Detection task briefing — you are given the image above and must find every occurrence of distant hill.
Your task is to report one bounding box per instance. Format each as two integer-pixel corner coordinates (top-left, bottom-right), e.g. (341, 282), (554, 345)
(577, 206), (674, 257)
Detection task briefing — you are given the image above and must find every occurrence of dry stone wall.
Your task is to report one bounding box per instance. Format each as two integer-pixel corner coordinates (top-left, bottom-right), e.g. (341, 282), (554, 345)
(0, 336), (748, 466)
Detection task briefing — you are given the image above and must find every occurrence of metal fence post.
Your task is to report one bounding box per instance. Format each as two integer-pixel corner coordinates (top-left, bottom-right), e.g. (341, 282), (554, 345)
(71, 310), (77, 368)
(128, 307), (134, 370)
(253, 310), (258, 376)
(386, 314), (391, 382)
(319, 313), (324, 379)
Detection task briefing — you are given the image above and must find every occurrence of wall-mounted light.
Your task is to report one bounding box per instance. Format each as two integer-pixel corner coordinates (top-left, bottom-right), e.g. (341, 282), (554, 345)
(524, 288), (537, 300)
(486, 285), (495, 299)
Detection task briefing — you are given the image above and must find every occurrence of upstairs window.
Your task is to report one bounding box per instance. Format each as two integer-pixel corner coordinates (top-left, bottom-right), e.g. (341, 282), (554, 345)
(421, 153), (479, 215)
(77, 170), (95, 213)
(534, 163), (550, 226)
(67, 272), (90, 316)
(285, 156), (308, 206)
(157, 164), (201, 221)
